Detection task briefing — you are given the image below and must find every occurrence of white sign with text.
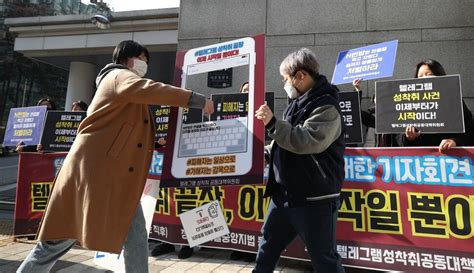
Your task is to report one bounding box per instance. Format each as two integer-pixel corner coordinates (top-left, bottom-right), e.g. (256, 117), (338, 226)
(179, 200), (230, 248)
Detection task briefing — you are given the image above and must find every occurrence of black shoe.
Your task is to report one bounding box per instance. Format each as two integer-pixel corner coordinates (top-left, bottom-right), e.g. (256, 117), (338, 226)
(230, 250), (245, 260)
(178, 246), (193, 259)
(243, 253), (257, 262)
(151, 243), (175, 257)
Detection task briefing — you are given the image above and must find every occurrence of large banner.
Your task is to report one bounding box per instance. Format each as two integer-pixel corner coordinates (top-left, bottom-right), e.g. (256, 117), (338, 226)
(14, 151), (165, 236)
(150, 148), (474, 272)
(15, 148), (474, 272)
(375, 75), (464, 134)
(160, 35), (266, 188)
(14, 152), (65, 236)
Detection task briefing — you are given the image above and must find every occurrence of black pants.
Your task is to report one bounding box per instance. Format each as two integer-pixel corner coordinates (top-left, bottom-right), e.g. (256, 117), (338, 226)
(253, 197), (344, 273)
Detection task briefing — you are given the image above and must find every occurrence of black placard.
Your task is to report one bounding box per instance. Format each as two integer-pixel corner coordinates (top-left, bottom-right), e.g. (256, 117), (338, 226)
(211, 92), (274, 141)
(149, 105), (171, 140)
(338, 91), (363, 144)
(40, 111), (86, 152)
(375, 75), (464, 134)
(210, 92), (274, 121)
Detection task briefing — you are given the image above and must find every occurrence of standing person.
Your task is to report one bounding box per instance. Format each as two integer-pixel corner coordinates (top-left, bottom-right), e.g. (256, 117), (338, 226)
(351, 79), (402, 147)
(240, 81), (249, 93)
(37, 98), (57, 111)
(71, 100), (88, 111)
(402, 59), (474, 151)
(16, 98), (57, 153)
(17, 40), (214, 273)
(253, 48), (345, 273)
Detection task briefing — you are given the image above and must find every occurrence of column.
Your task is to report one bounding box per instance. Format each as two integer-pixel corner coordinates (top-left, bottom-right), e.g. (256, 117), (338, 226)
(65, 62), (96, 111)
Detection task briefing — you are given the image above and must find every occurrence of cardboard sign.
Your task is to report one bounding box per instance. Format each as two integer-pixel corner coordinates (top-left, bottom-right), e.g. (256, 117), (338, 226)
(3, 106), (47, 146)
(338, 91), (363, 144)
(40, 111), (86, 152)
(375, 75), (464, 134)
(161, 35), (266, 188)
(332, 40), (398, 85)
(179, 200), (230, 248)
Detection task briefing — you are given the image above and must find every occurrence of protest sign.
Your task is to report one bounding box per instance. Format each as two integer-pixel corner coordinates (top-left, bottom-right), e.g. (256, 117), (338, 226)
(375, 75), (464, 134)
(40, 111), (86, 152)
(3, 106), (47, 147)
(332, 40), (398, 85)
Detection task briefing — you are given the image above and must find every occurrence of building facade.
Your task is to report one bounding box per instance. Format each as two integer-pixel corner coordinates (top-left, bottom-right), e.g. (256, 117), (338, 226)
(3, 0), (474, 145)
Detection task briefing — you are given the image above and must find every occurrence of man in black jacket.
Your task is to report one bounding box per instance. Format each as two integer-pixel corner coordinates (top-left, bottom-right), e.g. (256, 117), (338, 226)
(253, 48), (345, 273)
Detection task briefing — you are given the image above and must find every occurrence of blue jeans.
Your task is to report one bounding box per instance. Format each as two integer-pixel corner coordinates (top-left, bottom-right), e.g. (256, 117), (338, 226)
(17, 205), (149, 273)
(253, 198), (344, 273)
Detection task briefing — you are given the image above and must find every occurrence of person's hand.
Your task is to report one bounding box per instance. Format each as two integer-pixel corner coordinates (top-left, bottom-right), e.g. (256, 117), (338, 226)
(36, 144), (43, 153)
(15, 141), (25, 153)
(15, 145), (24, 153)
(157, 138), (167, 146)
(405, 125), (421, 141)
(352, 78), (362, 91)
(255, 104), (273, 126)
(203, 98), (214, 116)
(439, 139), (456, 153)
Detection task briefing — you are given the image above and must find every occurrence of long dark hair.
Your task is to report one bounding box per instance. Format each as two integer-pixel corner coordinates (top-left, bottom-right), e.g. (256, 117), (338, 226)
(415, 59), (446, 78)
(112, 40), (150, 65)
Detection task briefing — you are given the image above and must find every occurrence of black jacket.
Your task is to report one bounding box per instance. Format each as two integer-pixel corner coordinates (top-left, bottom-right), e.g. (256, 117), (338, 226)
(402, 101), (474, 147)
(264, 75), (346, 207)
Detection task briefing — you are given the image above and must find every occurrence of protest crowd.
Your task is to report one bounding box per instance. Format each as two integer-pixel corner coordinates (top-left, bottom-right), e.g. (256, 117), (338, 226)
(3, 35), (474, 273)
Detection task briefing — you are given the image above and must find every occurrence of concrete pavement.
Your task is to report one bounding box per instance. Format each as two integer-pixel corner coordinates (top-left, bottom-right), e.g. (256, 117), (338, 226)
(0, 219), (377, 273)
(0, 232), (314, 272)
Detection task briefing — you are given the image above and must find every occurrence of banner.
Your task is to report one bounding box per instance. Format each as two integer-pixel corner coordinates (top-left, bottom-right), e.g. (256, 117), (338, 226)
(3, 106), (47, 147)
(15, 148), (474, 272)
(161, 35), (266, 188)
(339, 91), (363, 144)
(331, 40), (398, 85)
(14, 152), (65, 236)
(149, 148), (474, 272)
(14, 151), (165, 236)
(375, 75), (464, 134)
(40, 111), (86, 152)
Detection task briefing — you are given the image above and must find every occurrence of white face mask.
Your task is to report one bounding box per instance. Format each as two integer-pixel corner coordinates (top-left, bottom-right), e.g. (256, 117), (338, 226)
(284, 81), (299, 99)
(131, 58), (148, 77)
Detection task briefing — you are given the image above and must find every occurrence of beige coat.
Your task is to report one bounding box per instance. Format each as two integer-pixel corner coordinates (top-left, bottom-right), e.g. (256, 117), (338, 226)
(37, 68), (197, 253)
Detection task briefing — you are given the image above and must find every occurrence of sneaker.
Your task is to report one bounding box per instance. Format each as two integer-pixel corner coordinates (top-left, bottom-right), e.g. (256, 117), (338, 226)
(178, 246), (194, 259)
(229, 250), (245, 260)
(243, 253), (257, 262)
(151, 242), (175, 257)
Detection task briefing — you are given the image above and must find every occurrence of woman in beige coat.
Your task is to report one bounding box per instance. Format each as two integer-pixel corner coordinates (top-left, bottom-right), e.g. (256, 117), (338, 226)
(17, 40), (213, 273)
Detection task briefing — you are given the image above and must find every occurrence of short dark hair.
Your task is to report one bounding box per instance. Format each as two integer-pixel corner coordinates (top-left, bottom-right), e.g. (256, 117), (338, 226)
(415, 59), (446, 78)
(112, 40), (150, 65)
(72, 100), (88, 111)
(37, 98), (56, 110)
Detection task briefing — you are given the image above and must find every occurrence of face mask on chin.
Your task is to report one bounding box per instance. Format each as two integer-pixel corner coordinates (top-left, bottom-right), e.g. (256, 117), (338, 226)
(131, 58), (148, 77)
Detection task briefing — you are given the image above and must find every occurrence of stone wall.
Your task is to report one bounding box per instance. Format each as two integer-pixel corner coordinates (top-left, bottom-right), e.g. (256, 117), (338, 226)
(178, 0), (474, 145)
